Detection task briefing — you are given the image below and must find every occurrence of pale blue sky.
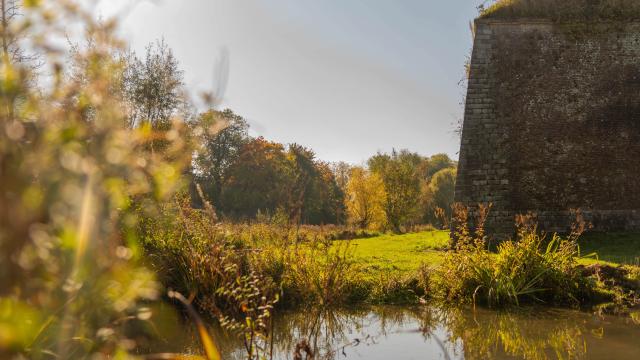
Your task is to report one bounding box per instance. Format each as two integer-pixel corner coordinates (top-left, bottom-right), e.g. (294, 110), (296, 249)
(96, 0), (482, 163)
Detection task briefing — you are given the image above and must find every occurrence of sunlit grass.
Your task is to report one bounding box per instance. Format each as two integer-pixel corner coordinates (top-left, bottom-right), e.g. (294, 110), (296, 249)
(339, 230), (640, 273)
(338, 230), (449, 275)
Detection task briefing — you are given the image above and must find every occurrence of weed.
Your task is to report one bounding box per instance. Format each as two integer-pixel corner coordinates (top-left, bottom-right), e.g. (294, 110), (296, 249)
(433, 205), (597, 308)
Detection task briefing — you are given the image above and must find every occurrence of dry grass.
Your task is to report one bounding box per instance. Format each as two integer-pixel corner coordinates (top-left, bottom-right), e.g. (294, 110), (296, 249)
(480, 0), (640, 21)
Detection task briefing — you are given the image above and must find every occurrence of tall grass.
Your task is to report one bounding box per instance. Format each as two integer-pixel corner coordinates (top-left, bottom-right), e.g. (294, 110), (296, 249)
(433, 207), (594, 307)
(141, 192), (369, 357)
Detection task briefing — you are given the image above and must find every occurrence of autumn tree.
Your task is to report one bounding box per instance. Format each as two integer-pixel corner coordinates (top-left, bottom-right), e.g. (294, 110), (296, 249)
(286, 144), (318, 225)
(368, 149), (424, 232)
(220, 137), (293, 219)
(345, 167), (387, 230)
(425, 153), (456, 178)
(330, 161), (352, 193)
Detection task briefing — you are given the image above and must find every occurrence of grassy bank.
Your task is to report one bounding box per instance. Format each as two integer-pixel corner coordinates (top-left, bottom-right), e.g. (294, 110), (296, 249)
(140, 205), (640, 359)
(342, 230), (640, 272)
(142, 198), (640, 313)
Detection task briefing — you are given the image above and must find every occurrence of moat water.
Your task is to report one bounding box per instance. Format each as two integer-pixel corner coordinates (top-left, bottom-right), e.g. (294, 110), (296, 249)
(140, 305), (640, 359)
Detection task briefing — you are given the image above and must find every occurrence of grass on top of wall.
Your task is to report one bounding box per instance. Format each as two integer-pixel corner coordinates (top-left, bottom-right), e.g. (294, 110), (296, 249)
(480, 0), (640, 21)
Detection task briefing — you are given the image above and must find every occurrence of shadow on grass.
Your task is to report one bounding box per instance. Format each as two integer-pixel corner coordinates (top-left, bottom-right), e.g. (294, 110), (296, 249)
(579, 232), (640, 265)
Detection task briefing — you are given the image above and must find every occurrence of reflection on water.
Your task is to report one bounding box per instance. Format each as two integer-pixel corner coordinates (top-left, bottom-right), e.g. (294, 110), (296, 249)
(141, 305), (640, 359)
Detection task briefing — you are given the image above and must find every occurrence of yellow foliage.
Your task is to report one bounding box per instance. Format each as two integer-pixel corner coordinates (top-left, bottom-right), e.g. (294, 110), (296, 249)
(345, 167), (387, 230)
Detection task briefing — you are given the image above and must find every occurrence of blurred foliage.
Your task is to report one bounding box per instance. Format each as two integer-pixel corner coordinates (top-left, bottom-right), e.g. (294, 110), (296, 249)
(0, 1), (195, 358)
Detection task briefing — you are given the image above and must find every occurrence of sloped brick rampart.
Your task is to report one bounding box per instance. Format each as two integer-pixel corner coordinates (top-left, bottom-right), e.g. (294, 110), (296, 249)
(455, 19), (640, 239)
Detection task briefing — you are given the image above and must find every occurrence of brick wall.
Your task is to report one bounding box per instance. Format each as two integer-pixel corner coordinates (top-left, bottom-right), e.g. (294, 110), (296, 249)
(455, 19), (640, 240)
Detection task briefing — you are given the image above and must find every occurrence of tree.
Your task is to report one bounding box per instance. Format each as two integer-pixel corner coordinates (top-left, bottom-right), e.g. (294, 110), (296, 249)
(215, 136), (346, 225)
(421, 167), (457, 227)
(368, 149), (423, 232)
(302, 161), (345, 225)
(330, 161), (352, 193)
(193, 109), (249, 207)
(430, 168), (457, 216)
(1, 0), (38, 69)
(286, 144), (318, 225)
(220, 137), (293, 219)
(426, 153), (456, 179)
(345, 167), (387, 230)
(122, 39), (185, 128)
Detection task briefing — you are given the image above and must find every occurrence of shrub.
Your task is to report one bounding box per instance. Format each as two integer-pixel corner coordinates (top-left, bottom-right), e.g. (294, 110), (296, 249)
(283, 241), (362, 306)
(142, 194), (280, 359)
(433, 208), (593, 307)
(0, 2), (197, 357)
(142, 193), (366, 310)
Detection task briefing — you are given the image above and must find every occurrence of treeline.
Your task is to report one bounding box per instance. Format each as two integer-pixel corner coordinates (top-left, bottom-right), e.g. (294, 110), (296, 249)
(192, 110), (343, 224)
(191, 108), (457, 231)
(74, 37), (457, 231)
(346, 151), (457, 232)
(112, 40), (458, 230)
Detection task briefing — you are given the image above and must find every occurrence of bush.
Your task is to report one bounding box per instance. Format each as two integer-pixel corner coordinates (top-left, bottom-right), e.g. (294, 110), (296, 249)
(433, 209), (593, 307)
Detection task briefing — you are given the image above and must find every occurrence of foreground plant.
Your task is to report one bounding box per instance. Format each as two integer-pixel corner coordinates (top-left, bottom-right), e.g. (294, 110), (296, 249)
(0, 1), (198, 358)
(433, 206), (596, 307)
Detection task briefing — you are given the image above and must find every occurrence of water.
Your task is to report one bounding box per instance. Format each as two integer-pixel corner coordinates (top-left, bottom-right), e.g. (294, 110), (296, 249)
(142, 306), (640, 359)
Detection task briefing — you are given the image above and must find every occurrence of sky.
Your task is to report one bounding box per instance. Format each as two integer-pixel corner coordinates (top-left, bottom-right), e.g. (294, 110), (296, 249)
(93, 0), (482, 164)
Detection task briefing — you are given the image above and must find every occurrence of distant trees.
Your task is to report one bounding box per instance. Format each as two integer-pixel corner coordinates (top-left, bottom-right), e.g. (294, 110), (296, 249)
(422, 167), (457, 227)
(86, 37), (459, 229)
(206, 142), (459, 231)
(345, 167), (387, 230)
(220, 137), (293, 219)
(341, 150), (459, 232)
(330, 161), (352, 193)
(208, 136), (344, 225)
(425, 153), (456, 178)
(122, 40), (185, 128)
(306, 162), (345, 225)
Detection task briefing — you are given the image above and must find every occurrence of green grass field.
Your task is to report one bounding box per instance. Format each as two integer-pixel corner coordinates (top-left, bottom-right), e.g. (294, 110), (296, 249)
(342, 231), (640, 276)
(342, 231), (449, 276)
